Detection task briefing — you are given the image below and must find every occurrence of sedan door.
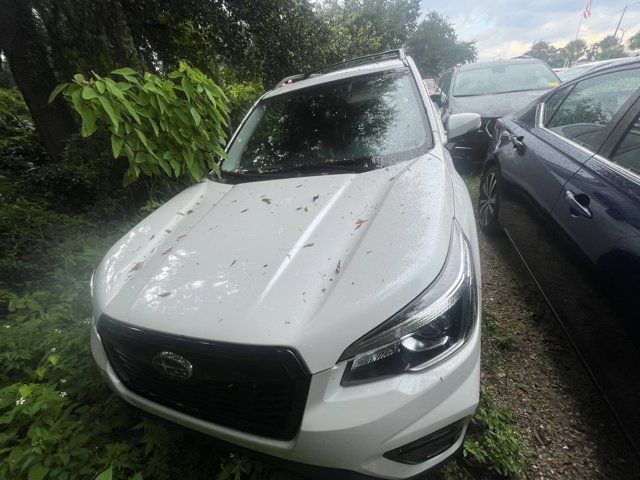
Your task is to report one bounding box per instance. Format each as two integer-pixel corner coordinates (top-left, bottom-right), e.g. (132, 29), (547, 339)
(497, 85), (593, 273)
(548, 94), (640, 451)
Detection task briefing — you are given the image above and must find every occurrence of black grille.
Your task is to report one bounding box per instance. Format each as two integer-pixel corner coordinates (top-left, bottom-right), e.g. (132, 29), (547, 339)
(98, 316), (311, 440)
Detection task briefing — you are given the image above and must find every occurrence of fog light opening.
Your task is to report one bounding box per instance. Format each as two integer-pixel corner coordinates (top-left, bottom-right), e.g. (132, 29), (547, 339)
(383, 419), (466, 465)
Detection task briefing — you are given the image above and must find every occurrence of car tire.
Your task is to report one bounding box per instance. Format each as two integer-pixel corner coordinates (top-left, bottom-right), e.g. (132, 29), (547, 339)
(478, 165), (501, 235)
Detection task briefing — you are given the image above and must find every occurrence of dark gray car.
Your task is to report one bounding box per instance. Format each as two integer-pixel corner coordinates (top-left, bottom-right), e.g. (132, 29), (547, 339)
(431, 58), (560, 165)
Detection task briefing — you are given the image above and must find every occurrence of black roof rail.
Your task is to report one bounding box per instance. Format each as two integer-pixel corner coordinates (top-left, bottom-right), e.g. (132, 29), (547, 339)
(273, 49), (407, 89)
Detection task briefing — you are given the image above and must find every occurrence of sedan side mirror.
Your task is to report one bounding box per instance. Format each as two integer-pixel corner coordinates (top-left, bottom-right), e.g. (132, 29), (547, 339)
(446, 113), (481, 141)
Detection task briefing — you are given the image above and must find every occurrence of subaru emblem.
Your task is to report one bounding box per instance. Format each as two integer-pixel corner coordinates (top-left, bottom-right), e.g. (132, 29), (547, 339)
(152, 351), (193, 381)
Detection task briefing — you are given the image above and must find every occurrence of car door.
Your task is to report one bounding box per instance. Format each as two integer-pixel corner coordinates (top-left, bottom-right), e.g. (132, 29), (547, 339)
(497, 83), (594, 270)
(499, 67), (640, 280)
(548, 93), (640, 451)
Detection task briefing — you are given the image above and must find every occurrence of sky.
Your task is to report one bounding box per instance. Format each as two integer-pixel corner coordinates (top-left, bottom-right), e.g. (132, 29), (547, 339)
(419, 0), (640, 60)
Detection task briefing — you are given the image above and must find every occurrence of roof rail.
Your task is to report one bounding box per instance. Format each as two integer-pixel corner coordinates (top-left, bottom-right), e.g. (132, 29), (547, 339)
(273, 49), (407, 89)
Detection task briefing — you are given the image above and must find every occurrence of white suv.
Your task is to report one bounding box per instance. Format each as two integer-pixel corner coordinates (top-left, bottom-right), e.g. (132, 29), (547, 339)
(90, 50), (482, 479)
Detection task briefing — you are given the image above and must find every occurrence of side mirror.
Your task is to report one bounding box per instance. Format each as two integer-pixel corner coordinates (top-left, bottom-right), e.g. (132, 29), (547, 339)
(429, 92), (442, 107)
(446, 113), (481, 140)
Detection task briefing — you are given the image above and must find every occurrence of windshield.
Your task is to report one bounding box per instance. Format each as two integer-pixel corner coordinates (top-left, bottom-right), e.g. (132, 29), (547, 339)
(452, 62), (560, 97)
(222, 68), (430, 175)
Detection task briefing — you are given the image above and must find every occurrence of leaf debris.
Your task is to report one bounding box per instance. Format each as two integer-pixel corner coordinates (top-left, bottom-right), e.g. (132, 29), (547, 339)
(355, 218), (368, 230)
(129, 261), (144, 273)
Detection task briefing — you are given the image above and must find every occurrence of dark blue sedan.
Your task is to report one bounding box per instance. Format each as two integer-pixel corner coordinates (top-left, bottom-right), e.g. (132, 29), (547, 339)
(478, 59), (640, 452)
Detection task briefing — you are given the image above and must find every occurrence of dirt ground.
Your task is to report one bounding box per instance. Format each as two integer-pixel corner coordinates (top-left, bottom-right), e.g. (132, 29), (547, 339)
(472, 204), (637, 479)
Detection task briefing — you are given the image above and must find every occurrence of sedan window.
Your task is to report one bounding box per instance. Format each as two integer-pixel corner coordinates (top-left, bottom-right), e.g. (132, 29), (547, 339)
(611, 113), (640, 176)
(546, 68), (640, 152)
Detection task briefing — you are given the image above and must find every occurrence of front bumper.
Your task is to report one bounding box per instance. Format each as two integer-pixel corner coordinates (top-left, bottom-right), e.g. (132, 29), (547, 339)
(90, 319), (480, 479)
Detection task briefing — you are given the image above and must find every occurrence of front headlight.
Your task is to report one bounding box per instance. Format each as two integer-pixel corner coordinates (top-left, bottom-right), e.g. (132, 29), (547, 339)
(338, 220), (477, 386)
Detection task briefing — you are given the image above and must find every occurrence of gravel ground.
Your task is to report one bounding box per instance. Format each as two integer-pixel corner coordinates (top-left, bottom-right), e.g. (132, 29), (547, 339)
(463, 176), (637, 479)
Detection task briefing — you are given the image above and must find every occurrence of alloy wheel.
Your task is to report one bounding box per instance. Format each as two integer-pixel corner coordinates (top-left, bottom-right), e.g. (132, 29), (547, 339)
(479, 170), (497, 227)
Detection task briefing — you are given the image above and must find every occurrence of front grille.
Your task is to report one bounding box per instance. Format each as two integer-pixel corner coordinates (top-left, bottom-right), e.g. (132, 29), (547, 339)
(98, 315), (311, 440)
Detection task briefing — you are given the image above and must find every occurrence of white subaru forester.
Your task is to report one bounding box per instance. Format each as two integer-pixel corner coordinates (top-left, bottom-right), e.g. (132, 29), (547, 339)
(90, 50), (482, 479)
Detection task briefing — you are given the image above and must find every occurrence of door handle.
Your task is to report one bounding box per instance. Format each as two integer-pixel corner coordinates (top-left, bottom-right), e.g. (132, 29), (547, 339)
(511, 134), (525, 150)
(564, 190), (592, 219)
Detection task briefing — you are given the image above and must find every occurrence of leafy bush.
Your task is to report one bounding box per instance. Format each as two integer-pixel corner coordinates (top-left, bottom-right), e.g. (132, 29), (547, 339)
(50, 62), (230, 186)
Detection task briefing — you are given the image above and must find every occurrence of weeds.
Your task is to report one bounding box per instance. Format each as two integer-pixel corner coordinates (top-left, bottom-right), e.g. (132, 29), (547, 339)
(462, 390), (526, 478)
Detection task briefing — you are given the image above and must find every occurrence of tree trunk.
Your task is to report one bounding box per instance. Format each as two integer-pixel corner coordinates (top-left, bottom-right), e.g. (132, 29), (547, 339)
(0, 0), (76, 161)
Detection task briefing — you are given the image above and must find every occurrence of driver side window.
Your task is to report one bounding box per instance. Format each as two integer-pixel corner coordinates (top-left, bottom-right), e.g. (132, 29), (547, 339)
(545, 68), (640, 152)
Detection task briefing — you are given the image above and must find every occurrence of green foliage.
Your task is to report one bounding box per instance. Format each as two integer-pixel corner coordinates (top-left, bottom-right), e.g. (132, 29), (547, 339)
(0, 88), (32, 142)
(558, 40), (587, 67)
(226, 80), (264, 131)
(319, 0), (421, 60)
(51, 62), (229, 185)
(629, 31), (640, 51)
(593, 35), (625, 61)
(524, 41), (563, 69)
(0, 88), (45, 162)
(463, 393), (526, 478)
(406, 12), (477, 77)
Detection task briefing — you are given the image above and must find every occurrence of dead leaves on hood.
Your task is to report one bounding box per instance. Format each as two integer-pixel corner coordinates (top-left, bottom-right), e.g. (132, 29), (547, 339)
(355, 218), (368, 230)
(129, 261), (144, 273)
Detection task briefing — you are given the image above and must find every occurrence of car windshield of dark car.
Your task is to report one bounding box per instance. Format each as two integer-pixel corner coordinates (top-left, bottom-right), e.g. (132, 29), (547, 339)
(222, 69), (430, 176)
(453, 63), (560, 97)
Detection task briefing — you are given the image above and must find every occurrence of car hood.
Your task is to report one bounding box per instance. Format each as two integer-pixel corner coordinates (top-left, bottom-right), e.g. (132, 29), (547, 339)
(93, 154), (454, 372)
(450, 89), (548, 118)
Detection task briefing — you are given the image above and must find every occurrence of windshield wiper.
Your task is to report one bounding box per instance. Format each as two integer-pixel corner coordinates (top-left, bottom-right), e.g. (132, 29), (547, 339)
(220, 158), (373, 179)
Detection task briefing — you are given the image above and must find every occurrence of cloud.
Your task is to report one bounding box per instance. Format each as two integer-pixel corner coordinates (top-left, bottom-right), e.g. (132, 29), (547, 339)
(419, 0), (640, 60)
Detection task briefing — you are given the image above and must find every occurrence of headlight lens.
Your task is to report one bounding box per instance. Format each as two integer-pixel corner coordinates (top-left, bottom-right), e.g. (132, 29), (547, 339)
(339, 220), (477, 386)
